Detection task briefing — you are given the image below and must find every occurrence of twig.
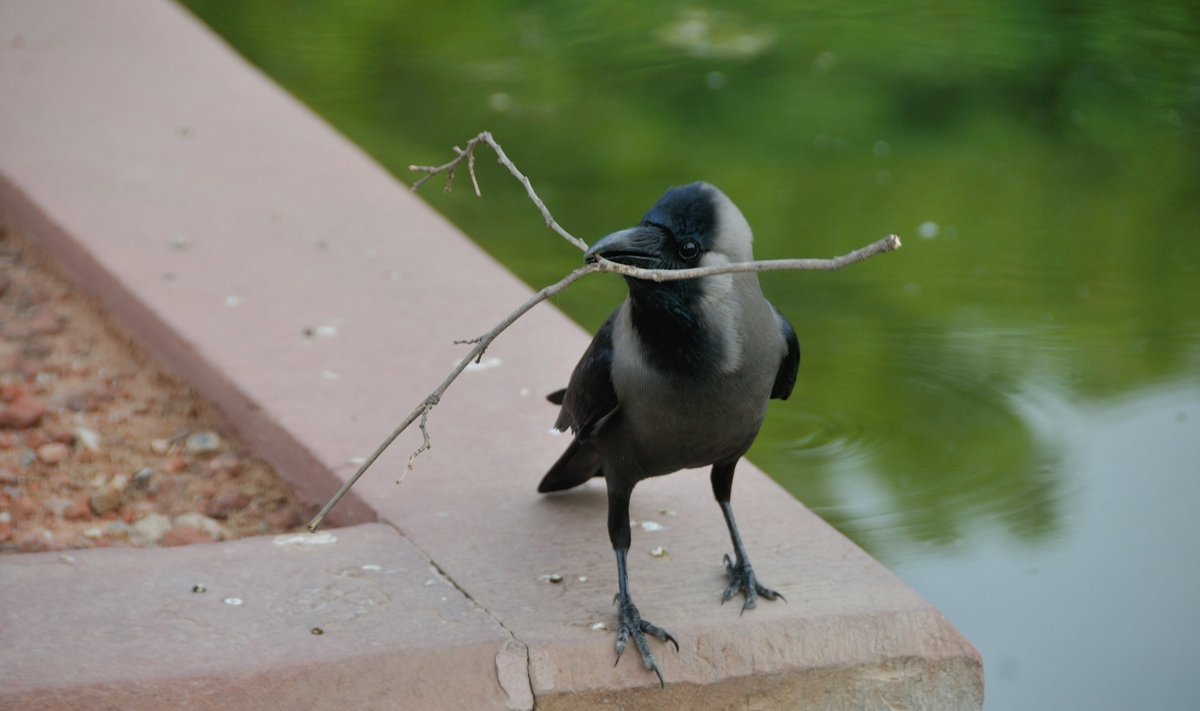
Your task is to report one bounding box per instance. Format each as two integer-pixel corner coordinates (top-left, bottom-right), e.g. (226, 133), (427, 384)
(593, 234), (902, 281)
(307, 265), (595, 531)
(307, 133), (902, 532)
(410, 131), (588, 252)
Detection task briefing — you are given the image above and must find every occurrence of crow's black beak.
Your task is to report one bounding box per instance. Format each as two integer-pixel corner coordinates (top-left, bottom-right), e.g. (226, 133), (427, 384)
(584, 225), (666, 267)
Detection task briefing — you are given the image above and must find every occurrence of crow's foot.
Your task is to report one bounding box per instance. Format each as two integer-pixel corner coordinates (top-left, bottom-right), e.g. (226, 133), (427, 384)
(613, 593), (679, 687)
(721, 553), (785, 614)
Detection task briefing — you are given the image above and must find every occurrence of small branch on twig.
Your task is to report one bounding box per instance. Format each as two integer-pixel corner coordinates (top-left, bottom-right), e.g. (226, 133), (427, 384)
(400, 404), (434, 484)
(306, 133), (903, 532)
(410, 131), (589, 252)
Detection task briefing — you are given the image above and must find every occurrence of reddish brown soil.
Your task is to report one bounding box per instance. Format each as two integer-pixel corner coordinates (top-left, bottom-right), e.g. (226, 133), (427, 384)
(0, 219), (312, 553)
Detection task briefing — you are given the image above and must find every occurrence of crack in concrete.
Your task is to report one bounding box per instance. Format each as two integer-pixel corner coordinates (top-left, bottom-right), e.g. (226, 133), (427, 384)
(387, 524), (535, 710)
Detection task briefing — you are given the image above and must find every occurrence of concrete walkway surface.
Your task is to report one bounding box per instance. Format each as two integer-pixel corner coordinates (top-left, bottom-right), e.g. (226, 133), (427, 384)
(0, 1), (983, 708)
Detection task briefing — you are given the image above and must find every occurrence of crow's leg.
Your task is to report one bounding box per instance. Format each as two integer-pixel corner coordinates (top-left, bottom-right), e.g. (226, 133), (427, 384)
(607, 479), (678, 686)
(711, 460), (785, 614)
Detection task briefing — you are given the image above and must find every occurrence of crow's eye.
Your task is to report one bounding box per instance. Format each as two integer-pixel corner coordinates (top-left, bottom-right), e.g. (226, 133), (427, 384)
(677, 239), (700, 261)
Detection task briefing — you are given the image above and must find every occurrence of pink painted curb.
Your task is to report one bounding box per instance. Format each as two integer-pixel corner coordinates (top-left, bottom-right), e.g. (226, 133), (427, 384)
(0, 2), (983, 708)
(0, 524), (523, 710)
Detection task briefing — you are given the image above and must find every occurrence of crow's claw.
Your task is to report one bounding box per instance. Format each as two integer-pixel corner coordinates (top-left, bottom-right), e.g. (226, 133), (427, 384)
(721, 553), (784, 615)
(613, 594), (677, 687)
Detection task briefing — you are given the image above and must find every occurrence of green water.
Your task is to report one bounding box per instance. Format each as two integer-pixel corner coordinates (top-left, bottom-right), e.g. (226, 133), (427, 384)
(181, 2), (1200, 707)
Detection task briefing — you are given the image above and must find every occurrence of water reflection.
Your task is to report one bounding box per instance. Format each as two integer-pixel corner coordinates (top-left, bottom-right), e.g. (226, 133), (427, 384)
(896, 383), (1200, 709)
(180, 2), (1200, 706)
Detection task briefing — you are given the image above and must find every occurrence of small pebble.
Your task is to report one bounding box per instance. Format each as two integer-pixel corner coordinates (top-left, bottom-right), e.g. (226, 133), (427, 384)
(204, 454), (241, 477)
(129, 513), (172, 546)
(311, 627), (325, 636)
(186, 431), (222, 454)
(650, 546), (667, 558)
(89, 486), (123, 515)
(74, 427), (102, 452)
(174, 512), (231, 540)
(63, 496), (92, 521)
(0, 395), (47, 429)
(591, 622), (607, 631)
(192, 584), (207, 593)
(539, 573), (564, 584)
(37, 444), (71, 465)
(204, 488), (251, 519)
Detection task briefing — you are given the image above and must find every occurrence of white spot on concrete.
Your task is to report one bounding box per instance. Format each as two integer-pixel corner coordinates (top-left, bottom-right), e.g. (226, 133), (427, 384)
(321, 370), (341, 381)
(273, 531), (338, 548)
(547, 427), (563, 436)
(591, 622), (607, 631)
(224, 295), (244, 307)
(224, 597), (243, 606)
(650, 546), (667, 558)
(519, 388), (530, 397)
(313, 325), (338, 337)
(361, 564), (382, 573)
(640, 521), (664, 532)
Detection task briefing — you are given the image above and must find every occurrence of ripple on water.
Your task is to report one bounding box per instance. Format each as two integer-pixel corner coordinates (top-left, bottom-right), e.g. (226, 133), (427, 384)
(779, 343), (1081, 554)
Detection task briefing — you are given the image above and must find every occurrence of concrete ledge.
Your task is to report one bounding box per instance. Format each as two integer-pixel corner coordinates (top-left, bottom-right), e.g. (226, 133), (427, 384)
(0, 1), (982, 708)
(0, 523), (521, 710)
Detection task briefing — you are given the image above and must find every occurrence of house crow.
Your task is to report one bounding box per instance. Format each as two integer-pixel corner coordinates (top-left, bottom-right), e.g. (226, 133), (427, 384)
(540, 182), (800, 685)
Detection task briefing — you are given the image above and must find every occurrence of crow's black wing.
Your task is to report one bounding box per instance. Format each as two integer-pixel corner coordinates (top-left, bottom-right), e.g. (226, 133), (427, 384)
(553, 311), (619, 438)
(770, 306), (801, 400)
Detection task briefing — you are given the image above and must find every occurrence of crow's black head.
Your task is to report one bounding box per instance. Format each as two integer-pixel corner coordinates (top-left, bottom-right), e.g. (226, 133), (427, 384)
(585, 182), (754, 271)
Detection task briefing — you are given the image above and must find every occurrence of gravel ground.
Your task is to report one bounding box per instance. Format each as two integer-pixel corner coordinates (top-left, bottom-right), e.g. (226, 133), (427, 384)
(0, 220), (312, 553)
